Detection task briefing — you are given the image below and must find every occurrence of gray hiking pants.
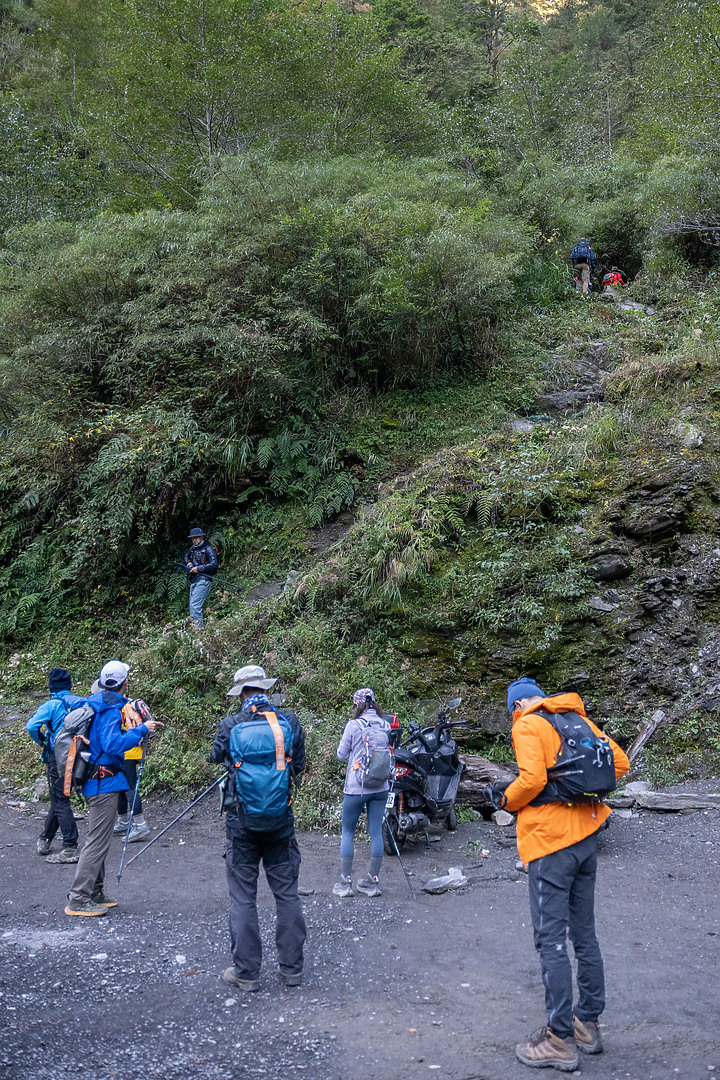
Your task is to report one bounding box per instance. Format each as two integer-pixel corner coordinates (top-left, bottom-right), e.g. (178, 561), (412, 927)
(68, 792), (118, 903)
(225, 823), (307, 981)
(527, 831), (605, 1039)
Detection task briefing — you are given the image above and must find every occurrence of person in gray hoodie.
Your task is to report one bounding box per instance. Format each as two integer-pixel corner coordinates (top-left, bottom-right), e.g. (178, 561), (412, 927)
(334, 688), (392, 898)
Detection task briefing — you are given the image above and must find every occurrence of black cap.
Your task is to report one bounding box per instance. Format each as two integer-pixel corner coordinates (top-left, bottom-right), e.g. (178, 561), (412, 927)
(188, 527), (205, 538)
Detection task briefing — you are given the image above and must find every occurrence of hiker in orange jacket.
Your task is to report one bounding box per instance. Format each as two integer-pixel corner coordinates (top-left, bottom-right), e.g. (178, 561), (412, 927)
(494, 679), (630, 1072)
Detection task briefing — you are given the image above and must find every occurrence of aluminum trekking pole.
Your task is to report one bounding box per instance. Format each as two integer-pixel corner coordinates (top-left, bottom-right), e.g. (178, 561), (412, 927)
(122, 775), (224, 870)
(384, 796), (415, 900)
(117, 737), (148, 885)
(173, 564), (246, 594)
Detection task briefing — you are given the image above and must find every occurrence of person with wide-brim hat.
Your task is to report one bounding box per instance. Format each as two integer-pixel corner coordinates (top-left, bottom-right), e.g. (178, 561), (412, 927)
(184, 527), (218, 630)
(210, 665), (307, 990)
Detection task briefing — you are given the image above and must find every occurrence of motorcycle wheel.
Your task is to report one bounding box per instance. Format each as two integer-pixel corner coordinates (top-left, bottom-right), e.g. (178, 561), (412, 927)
(446, 806), (458, 832)
(382, 812), (404, 855)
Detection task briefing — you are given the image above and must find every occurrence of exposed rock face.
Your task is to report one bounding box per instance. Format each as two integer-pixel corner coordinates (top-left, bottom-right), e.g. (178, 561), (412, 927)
(587, 552), (632, 581)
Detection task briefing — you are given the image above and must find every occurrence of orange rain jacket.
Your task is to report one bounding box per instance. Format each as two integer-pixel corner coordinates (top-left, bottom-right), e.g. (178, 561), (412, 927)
(503, 693), (630, 865)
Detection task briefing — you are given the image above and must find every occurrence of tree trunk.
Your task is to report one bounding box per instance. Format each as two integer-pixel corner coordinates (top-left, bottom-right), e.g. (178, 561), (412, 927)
(457, 754), (518, 808)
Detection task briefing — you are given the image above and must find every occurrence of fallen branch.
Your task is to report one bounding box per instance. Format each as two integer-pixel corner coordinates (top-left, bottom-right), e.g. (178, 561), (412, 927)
(627, 709), (665, 765)
(457, 754), (518, 808)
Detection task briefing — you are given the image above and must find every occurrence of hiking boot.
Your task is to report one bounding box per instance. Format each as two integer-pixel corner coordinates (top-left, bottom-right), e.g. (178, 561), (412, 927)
(332, 876), (353, 898)
(573, 1017), (603, 1055)
(222, 967), (260, 991)
(515, 1026), (579, 1071)
(64, 899), (108, 918)
(355, 875), (381, 897)
(91, 889), (119, 908)
(279, 967), (303, 987)
(127, 822), (151, 843)
(46, 847), (79, 864)
(113, 818), (130, 834)
(37, 837), (53, 856)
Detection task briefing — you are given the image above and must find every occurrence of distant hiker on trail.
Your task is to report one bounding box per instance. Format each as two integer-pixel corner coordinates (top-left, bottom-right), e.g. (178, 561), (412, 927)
(333, 688), (393, 899)
(26, 668), (85, 865)
(602, 266), (627, 291)
(65, 662), (163, 918)
(185, 527), (217, 630)
(488, 679), (629, 1072)
(570, 238), (596, 295)
(211, 664), (307, 991)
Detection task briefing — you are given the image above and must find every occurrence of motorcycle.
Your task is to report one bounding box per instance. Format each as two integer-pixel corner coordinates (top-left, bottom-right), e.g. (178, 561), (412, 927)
(382, 697), (465, 855)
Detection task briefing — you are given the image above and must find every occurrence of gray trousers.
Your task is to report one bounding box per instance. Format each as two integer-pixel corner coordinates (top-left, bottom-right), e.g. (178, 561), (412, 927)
(225, 824), (307, 981)
(527, 831), (605, 1039)
(68, 792), (118, 903)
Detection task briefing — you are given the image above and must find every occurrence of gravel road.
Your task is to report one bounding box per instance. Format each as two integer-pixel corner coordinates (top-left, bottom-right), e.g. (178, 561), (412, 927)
(1, 795), (718, 1080)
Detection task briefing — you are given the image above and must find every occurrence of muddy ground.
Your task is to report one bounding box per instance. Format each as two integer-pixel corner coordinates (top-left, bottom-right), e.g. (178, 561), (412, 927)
(1, 794), (718, 1080)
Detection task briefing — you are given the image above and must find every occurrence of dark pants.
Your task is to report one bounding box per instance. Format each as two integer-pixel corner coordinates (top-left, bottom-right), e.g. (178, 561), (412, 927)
(68, 792), (118, 903)
(527, 831), (605, 1040)
(117, 760), (142, 816)
(42, 754), (78, 848)
(225, 822), (307, 981)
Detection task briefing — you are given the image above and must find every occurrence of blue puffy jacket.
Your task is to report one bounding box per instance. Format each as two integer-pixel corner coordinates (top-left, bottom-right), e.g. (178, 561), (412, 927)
(27, 692), (86, 753)
(82, 690), (148, 797)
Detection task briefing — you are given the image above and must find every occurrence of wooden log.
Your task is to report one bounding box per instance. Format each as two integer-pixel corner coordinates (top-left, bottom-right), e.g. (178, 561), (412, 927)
(627, 709), (665, 765)
(634, 790), (720, 811)
(457, 754), (518, 808)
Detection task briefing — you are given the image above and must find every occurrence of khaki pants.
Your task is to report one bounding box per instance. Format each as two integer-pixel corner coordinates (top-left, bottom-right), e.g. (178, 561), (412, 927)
(575, 262), (590, 294)
(68, 792), (118, 903)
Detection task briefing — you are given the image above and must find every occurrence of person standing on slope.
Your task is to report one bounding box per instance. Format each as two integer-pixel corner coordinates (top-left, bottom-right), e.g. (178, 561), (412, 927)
(570, 238), (596, 295)
(489, 678), (630, 1072)
(185, 527), (218, 630)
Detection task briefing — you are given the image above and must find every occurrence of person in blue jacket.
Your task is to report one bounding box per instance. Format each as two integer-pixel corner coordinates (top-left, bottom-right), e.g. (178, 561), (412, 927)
(65, 661), (163, 918)
(185, 527), (218, 630)
(27, 668), (86, 864)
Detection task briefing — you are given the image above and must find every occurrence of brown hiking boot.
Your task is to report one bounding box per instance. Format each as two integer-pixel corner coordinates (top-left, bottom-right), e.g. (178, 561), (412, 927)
(573, 1017), (603, 1054)
(222, 967), (260, 991)
(515, 1026), (579, 1071)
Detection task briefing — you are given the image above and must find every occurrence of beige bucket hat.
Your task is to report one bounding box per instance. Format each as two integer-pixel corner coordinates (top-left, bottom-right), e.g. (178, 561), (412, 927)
(226, 664), (278, 697)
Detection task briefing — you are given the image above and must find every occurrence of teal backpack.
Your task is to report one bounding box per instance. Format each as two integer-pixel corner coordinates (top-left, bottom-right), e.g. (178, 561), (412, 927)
(228, 705), (295, 831)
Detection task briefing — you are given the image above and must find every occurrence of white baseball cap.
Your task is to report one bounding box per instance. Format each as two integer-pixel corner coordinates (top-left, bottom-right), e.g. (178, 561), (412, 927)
(99, 661), (130, 690)
(226, 664), (277, 697)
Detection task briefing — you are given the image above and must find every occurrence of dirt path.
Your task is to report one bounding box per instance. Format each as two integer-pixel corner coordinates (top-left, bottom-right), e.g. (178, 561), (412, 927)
(1, 796), (718, 1080)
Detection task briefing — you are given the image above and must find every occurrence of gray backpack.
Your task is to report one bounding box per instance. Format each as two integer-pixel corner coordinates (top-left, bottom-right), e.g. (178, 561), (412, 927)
(355, 716), (392, 785)
(54, 703), (96, 796)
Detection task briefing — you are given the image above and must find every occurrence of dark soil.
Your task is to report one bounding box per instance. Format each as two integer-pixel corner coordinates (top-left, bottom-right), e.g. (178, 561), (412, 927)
(1, 795), (719, 1080)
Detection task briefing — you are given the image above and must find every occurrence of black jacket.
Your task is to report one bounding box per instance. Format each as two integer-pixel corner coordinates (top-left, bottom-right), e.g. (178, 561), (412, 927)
(211, 704), (306, 832)
(185, 541), (218, 577)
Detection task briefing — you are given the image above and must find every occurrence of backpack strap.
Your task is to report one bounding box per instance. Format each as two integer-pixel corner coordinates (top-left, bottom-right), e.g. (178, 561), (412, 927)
(251, 706), (287, 771)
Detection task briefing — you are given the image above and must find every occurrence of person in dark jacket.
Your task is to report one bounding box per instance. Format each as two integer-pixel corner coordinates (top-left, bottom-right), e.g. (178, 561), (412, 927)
(570, 239), (596, 295)
(65, 661), (163, 918)
(211, 664), (307, 991)
(185, 527), (217, 630)
(26, 668), (86, 864)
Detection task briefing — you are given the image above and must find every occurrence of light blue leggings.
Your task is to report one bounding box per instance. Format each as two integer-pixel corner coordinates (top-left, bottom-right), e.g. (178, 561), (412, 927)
(340, 791), (387, 878)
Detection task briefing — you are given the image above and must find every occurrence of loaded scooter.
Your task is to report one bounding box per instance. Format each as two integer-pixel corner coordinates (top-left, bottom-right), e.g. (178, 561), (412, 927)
(382, 697), (465, 855)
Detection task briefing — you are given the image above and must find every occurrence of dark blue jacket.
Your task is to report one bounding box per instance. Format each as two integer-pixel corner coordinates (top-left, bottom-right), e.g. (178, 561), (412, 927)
(82, 690), (148, 797)
(27, 692), (86, 751)
(570, 241), (596, 270)
(185, 541), (218, 577)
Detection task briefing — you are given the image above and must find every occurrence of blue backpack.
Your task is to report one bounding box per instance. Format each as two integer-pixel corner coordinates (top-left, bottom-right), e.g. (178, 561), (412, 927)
(571, 241), (592, 263)
(228, 706), (295, 830)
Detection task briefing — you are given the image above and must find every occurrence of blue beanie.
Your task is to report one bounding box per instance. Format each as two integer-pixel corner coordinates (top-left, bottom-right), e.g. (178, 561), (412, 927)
(507, 678), (544, 714)
(48, 667), (72, 693)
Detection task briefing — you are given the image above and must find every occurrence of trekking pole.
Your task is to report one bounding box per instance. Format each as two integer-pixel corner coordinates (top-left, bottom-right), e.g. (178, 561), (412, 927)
(116, 737), (148, 885)
(383, 790), (416, 900)
(122, 775), (224, 870)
